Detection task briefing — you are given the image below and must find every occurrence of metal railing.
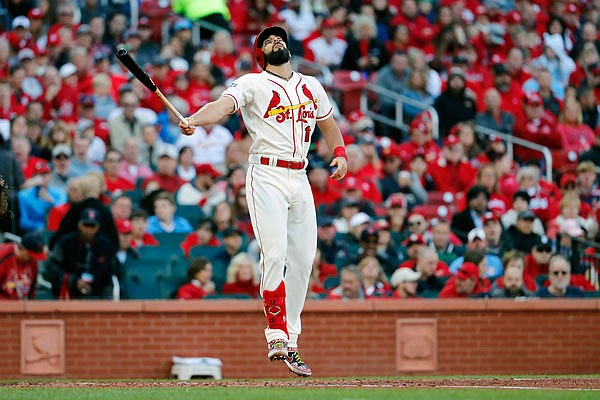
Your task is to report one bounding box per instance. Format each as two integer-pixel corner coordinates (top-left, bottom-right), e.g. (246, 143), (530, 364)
(360, 83), (440, 140)
(291, 58), (334, 87)
(474, 125), (553, 182)
(558, 234), (600, 290)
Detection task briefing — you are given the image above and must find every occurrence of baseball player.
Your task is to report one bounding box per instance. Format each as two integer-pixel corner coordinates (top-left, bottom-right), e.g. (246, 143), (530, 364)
(180, 25), (347, 376)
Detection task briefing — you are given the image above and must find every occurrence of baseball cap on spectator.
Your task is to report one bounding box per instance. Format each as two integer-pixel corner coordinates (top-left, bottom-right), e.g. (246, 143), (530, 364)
(76, 24), (91, 36)
(390, 267), (421, 287)
(410, 119), (428, 134)
(317, 215), (334, 227)
(59, 63), (77, 78)
(21, 232), (47, 261)
(343, 176), (361, 191)
(27, 8), (44, 20)
(473, 4), (486, 17)
(195, 163), (222, 179)
(560, 173), (577, 188)
(32, 160), (51, 175)
(17, 48), (35, 63)
(492, 63), (509, 76)
(222, 226), (243, 237)
(373, 219), (390, 231)
(360, 227), (378, 241)
(51, 143), (72, 158)
(448, 67), (466, 81)
(482, 211), (500, 224)
(380, 143), (399, 159)
(517, 209), (536, 221)
(340, 198), (360, 208)
(347, 110), (374, 131)
(93, 51), (110, 63)
(403, 233), (425, 246)
(565, 3), (578, 14)
(80, 94), (95, 107)
(576, 160), (595, 173)
(456, 262), (479, 280)
(523, 92), (542, 106)
(443, 134), (460, 148)
(467, 228), (486, 243)
(124, 28), (141, 40)
(12, 16), (30, 30)
(488, 23), (505, 45)
(47, 33), (61, 47)
(349, 212), (371, 229)
(385, 193), (406, 208)
(79, 207), (101, 226)
(322, 18), (338, 29)
(559, 218), (584, 237)
(116, 219), (133, 234)
(506, 10), (522, 24)
(156, 144), (177, 159)
(513, 189), (531, 203)
(138, 16), (151, 28)
(534, 235), (552, 252)
(174, 18), (192, 32)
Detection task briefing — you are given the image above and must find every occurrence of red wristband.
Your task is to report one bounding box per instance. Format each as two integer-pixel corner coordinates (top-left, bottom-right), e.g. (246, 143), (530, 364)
(333, 146), (347, 160)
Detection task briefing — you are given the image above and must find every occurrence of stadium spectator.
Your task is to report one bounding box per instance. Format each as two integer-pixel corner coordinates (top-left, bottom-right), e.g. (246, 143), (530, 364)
(482, 211), (513, 259)
(180, 218), (221, 258)
(176, 256), (216, 300)
(316, 215), (349, 267)
(501, 189), (545, 235)
(68, 135), (102, 177)
(45, 208), (116, 299)
(47, 176), (84, 232)
(536, 255), (584, 298)
(575, 161), (600, 209)
(451, 185), (489, 243)
(389, 267), (421, 299)
(546, 193), (597, 241)
(114, 219), (137, 268)
(108, 90), (144, 152)
(433, 67), (477, 137)
(490, 263), (534, 298)
(493, 250), (537, 293)
(305, 18), (347, 69)
(221, 252), (260, 298)
(176, 163), (227, 208)
(357, 255), (390, 298)
(449, 228), (503, 280)
(427, 134), (477, 195)
(507, 210), (543, 254)
(0, 232), (46, 300)
(396, 119), (441, 167)
(439, 262), (486, 299)
(428, 218), (461, 266)
(415, 247), (447, 297)
(513, 165), (556, 224)
(341, 14), (386, 75)
(18, 159), (67, 232)
(146, 192), (193, 235)
(142, 145), (187, 194)
(579, 129), (600, 167)
(129, 209), (158, 248)
(118, 138), (154, 185)
(327, 265), (365, 300)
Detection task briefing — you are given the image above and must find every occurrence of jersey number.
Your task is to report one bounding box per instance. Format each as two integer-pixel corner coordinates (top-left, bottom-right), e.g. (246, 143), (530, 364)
(304, 126), (310, 142)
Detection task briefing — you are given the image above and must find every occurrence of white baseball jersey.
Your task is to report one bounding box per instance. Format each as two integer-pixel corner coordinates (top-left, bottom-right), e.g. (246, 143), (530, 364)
(222, 71), (333, 162)
(222, 70), (332, 348)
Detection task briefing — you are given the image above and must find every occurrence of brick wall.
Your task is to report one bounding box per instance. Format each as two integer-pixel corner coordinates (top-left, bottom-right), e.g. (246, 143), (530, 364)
(1, 299), (599, 378)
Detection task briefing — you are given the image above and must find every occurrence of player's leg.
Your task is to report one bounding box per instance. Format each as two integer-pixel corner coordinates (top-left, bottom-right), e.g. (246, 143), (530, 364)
(282, 172), (317, 376)
(246, 166), (289, 359)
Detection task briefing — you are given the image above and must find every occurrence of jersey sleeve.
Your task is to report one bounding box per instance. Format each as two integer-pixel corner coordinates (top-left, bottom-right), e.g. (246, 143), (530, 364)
(309, 76), (333, 121)
(222, 74), (255, 113)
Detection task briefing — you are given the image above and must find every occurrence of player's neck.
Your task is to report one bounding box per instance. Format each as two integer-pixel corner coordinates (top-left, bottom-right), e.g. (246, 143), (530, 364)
(265, 64), (293, 81)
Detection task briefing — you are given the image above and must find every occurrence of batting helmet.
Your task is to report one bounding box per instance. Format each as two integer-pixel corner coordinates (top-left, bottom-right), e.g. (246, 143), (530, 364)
(253, 26), (289, 70)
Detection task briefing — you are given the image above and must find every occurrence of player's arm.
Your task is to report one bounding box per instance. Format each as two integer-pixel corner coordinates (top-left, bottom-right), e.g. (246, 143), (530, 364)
(317, 116), (347, 180)
(179, 96), (235, 135)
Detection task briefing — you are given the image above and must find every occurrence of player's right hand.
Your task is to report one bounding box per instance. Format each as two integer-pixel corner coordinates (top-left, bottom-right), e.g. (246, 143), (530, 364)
(179, 118), (196, 136)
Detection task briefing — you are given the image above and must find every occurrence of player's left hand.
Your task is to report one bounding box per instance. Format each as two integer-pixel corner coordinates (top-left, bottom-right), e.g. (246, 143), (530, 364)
(179, 118), (196, 136)
(330, 157), (347, 180)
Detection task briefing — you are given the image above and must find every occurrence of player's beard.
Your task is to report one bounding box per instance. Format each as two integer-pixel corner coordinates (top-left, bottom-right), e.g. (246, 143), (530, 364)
(266, 48), (291, 66)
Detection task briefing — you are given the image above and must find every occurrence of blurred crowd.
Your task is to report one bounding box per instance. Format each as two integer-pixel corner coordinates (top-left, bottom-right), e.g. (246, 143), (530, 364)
(1, 0), (600, 301)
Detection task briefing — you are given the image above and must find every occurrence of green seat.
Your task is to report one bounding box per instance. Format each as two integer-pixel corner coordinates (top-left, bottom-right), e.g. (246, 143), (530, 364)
(176, 204), (204, 228)
(189, 245), (225, 260)
(324, 276), (340, 290)
(535, 274), (548, 288)
(582, 290), (600, 298)
(122, 259), (170, 299)
(138, 245), (184, 264)
(154, 232), (189, 248)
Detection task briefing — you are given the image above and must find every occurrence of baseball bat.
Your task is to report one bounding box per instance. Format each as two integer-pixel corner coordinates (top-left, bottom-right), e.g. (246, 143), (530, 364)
(115, 46), (188, 126)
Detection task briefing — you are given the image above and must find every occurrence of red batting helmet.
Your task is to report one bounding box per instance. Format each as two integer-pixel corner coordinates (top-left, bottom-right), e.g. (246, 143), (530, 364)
(253, 25), (288, 70)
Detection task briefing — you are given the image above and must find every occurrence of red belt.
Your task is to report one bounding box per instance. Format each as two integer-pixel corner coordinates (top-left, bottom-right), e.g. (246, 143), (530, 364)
(260, 157), (305, 170)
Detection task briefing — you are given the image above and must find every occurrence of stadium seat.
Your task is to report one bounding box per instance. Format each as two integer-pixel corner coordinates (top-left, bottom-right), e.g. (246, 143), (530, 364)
(138, 245), (184, 264)
(176, 204), (204, 228)
(324, 276), (340, 290)
(411, 204), (452, 220)
(535, 274), (548, 288)
(331, 70), (368, 116)
(189, 245), (225, 260)
(121, 259), (170, 299)
(154, 232), (189, 248)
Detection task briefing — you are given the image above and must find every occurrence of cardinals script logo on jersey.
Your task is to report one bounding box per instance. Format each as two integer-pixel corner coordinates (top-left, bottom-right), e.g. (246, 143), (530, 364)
(263, 85), (318, 123)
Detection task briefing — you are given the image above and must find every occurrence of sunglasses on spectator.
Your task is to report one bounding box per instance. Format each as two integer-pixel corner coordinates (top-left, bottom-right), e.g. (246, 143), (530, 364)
(408, 221), (423, 227)
(54, 155), (69, 160)
(536, 246), (552, 253)
(105, 158), (121, 163)
(551, 270), (569, 276)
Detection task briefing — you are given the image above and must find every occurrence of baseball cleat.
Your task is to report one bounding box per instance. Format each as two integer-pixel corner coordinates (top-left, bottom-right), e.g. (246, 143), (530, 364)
(267, 339), (288, 361)
(284, 347), (312, 377)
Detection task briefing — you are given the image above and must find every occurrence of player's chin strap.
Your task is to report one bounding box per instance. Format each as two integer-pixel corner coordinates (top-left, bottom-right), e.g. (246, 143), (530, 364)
(263, 281), (289, 336)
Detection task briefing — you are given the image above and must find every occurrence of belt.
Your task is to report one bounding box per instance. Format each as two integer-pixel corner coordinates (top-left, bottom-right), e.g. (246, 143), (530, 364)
(260, 157), (305, 170)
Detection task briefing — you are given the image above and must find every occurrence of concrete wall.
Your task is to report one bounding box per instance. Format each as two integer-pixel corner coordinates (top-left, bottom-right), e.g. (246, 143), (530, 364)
(1, 299), (599, 378)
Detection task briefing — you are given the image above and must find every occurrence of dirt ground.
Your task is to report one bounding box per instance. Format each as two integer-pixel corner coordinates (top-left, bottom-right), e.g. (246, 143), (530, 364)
(2, 377), (600, 390)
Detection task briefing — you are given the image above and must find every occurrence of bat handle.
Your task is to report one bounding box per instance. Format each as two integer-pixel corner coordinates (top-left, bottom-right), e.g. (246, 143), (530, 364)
(154, 89), (189, 126)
